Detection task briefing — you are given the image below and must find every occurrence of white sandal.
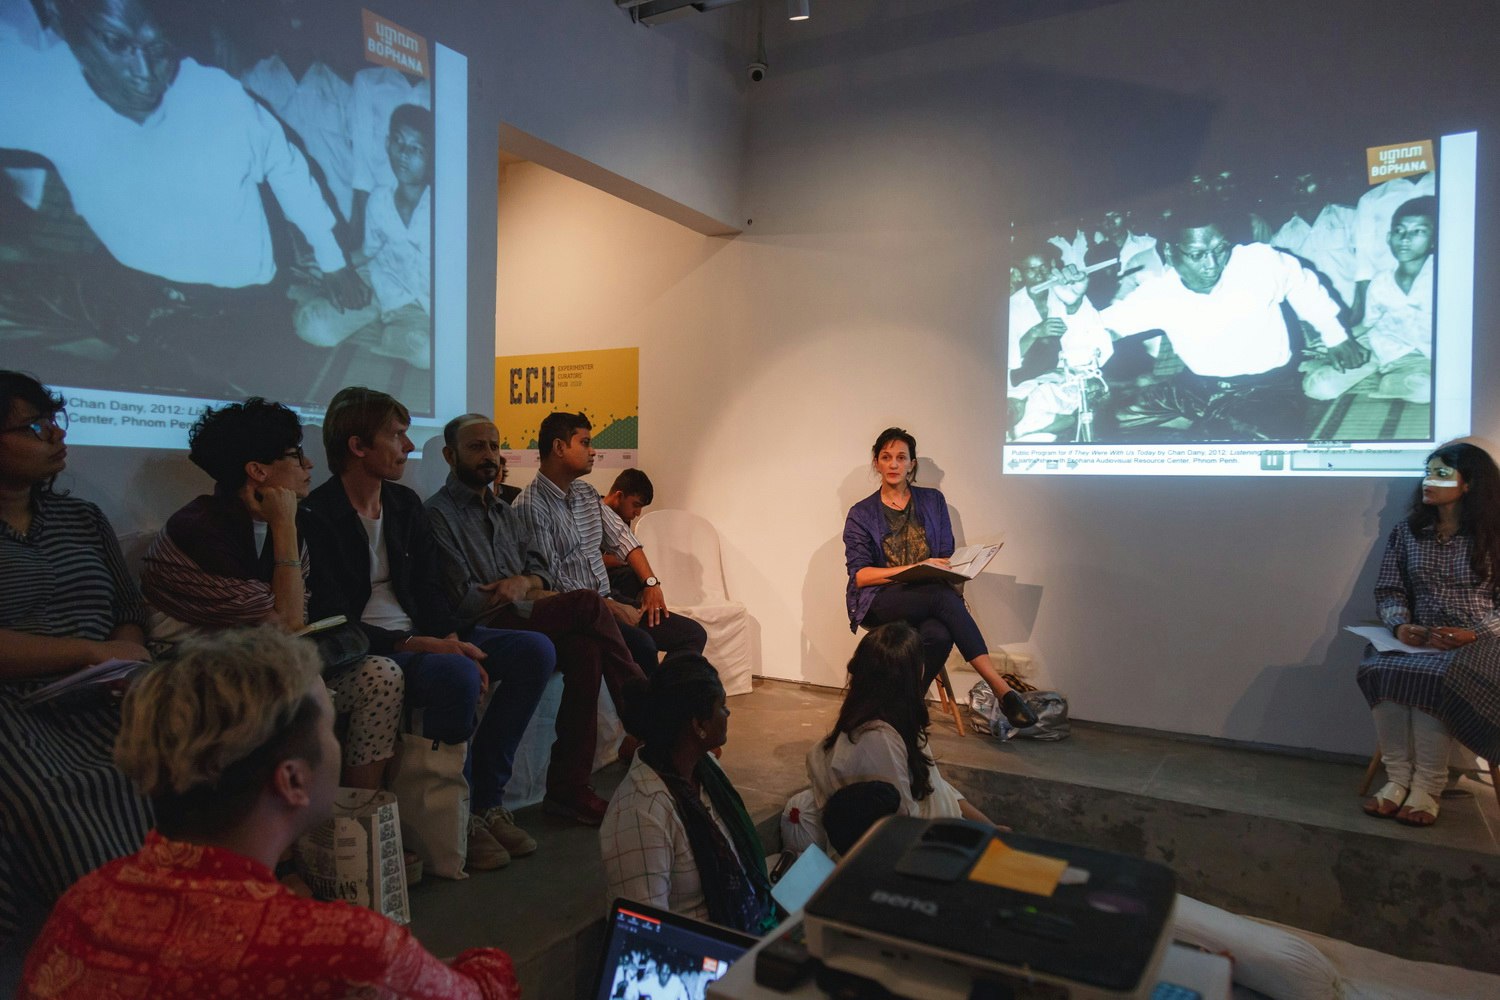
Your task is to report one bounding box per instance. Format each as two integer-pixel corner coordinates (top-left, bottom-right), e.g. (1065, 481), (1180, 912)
(1362, 781), (1406, 818)
(1396, 787), (1440, 827)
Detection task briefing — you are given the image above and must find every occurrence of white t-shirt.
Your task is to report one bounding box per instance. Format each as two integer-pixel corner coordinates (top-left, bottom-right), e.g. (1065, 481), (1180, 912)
(359, 513), (413, 631)
(0, 38), (345, 286)
(1099, 242), (1348, 378)
(806, 720), (965, 820)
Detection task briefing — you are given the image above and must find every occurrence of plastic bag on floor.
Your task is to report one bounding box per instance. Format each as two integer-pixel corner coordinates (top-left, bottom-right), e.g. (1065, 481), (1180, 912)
(968, 681), (1071, 741)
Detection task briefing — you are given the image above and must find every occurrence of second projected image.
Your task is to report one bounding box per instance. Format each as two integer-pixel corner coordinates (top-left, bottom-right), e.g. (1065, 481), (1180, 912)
(0, 0), (446, 420)
(1003, 136), (1469, 468)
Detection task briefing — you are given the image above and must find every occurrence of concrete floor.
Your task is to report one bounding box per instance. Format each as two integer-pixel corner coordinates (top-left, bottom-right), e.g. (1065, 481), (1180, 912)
(406, 679), (1500, 998)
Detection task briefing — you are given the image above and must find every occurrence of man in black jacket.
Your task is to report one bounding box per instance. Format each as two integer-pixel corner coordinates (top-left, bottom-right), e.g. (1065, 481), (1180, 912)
(300, 387), (554, 871)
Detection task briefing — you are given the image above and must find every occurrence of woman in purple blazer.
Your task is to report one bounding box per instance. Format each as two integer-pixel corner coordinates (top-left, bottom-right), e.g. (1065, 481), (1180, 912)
(843, 427), (1036, 728)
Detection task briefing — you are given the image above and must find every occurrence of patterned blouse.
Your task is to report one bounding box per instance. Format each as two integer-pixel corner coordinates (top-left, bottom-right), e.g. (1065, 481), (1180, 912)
(22, 832), (518, 999)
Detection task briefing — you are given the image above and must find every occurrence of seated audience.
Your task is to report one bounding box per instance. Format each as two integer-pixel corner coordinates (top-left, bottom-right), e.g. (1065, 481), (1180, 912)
(515, 412), (706, 676)
(495, 454), (521, 506)
(426, 413), (646, 825)
(1358, 442), (1500, 827)
(1303, 196), (1435, 405)
(1097, 204), (1367, 441)
(808, 624), (1000, 827)
(21, 629), (518, 999)
(845, 427), (1036, 727)
(600, 467), (656, 604)
(1007, 243), (1112, 442)
(600, 654), (777, 934)
(141, 398), (402, 790)
(300, 387), (554, 869)
(0, 371), (153, 988)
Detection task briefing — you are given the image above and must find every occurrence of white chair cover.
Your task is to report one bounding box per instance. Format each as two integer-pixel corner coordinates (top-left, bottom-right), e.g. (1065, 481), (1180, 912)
(633, 509), (756, 695)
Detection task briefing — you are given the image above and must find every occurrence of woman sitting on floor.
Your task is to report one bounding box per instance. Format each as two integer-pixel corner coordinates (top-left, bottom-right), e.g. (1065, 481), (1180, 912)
(1358, 441), (1500, 827)
(0, 371), (153, 987)
(22, 629), (517, 999)
(844, 426), (1036, 728)
(140, 398), (403, 790)
(808, 623), (1000, 827)
(600, 654), (778, 934)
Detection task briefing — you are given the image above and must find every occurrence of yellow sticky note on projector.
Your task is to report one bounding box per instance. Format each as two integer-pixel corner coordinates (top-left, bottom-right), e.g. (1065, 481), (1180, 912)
(968, 839), (1069, 897)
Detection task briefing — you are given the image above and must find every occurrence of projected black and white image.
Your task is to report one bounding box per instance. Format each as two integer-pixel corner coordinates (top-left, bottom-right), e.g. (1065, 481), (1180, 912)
(1005, 155), (1441, 448)
(0, 0), (454, 436)
(604, 946), (731, 1000)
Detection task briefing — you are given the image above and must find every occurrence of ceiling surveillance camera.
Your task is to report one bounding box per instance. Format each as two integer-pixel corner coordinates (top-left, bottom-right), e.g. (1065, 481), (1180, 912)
(748, 61), (767, 83)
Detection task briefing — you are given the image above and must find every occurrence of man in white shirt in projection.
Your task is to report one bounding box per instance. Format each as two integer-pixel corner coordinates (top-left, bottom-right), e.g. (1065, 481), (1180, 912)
(0, 0), (368, 355)
(1097, 203), (1368, 441)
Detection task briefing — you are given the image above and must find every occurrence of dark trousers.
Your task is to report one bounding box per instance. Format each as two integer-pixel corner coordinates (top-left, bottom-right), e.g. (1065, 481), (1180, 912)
(862, 583), (988, 687)
(392, 625), (555, 812)
(617, 611), (709, 675)
(1113, 365), (1305, 442)
(486, 590), (646, 798)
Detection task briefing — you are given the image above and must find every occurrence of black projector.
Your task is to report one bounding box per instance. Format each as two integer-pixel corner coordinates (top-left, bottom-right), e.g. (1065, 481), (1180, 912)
(802, 817), (1177, 999)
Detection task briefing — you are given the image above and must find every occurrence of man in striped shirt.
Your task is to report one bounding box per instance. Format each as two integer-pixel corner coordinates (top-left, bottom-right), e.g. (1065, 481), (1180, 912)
(513, 413), (705, 677)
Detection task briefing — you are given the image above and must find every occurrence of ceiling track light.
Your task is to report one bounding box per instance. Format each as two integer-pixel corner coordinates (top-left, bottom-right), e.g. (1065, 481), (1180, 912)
(788, 0), (809, 21)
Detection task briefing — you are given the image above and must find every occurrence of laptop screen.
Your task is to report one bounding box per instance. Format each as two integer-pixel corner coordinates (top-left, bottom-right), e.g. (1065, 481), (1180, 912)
(592, 899), (760, 1000)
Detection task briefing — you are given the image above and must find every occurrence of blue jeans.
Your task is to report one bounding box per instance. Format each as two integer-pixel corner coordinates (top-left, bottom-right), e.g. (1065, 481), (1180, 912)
(392, 626), (555, 811)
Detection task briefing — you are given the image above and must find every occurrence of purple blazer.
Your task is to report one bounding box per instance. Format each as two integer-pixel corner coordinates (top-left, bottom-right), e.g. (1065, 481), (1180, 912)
(843, 485), (955, 631)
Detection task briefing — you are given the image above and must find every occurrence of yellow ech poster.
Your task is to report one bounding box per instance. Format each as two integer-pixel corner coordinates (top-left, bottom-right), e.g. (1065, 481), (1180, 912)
(494, 348), (638, 467)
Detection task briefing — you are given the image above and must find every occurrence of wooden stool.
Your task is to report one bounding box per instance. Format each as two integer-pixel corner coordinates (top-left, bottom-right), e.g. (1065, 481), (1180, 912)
(929, 667), (966, 737)
(1359, 749), (1500, 811)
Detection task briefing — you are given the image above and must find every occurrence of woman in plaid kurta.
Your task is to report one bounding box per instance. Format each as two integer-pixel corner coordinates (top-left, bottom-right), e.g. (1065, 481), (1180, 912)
(1357, 442), (1500, 826)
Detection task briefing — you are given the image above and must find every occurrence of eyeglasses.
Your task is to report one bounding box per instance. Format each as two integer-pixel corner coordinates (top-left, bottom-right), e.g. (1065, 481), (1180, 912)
(1174, 242), (1232, 265)
(1, 411), (68, 439)
(278, 447), (306, 463)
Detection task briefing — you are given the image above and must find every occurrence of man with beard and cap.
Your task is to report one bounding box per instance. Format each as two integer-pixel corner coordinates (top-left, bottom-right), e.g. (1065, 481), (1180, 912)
(425, 413), (647, 827)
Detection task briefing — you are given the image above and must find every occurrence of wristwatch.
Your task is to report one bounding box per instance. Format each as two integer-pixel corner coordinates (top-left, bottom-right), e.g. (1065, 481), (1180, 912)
(644, 576), (660, 587)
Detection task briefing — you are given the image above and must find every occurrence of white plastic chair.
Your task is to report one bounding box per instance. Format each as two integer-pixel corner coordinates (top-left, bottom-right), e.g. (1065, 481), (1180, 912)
(633, 509), (755, 695)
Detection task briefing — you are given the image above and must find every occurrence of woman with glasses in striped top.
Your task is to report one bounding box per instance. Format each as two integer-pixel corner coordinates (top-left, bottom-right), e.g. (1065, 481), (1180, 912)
(0, 371), (153, 987)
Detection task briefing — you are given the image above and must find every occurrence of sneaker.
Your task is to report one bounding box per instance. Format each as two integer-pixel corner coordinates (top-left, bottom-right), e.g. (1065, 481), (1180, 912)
(478, 806), (537, 857)
(466, 816), (511, 871)
(544, 787), (609, 827)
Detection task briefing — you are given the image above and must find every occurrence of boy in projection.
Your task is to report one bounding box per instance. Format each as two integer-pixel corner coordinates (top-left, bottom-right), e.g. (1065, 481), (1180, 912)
(1097, 205), (1367, 441)
(1006, 243), (1113, 442)
(294, 104), (432, 369)
(1301, 195), (1435, 406)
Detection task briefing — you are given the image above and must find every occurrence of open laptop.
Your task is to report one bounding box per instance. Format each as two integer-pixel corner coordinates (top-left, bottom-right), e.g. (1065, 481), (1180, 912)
(591, 899), (760, 1000)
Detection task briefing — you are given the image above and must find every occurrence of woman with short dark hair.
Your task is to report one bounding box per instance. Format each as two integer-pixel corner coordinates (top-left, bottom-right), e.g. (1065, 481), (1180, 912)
(140, 397), (402, 790)
(1358, 441), (1500, 827)
(600, 655), (777, 934)
(0, 371), (152, 985)
(843, 427), (1036, 728)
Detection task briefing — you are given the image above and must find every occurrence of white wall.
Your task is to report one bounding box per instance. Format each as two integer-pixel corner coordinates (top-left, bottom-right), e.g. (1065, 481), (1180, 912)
(497, 0), (1500, 756)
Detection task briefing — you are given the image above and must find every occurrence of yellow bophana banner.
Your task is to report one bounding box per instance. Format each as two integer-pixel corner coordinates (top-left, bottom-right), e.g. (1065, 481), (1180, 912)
(494, 348), (639, 467)
(1366, 140), (1433, 185)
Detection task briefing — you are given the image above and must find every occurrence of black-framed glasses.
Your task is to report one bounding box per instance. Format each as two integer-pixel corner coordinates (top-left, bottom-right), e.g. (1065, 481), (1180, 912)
(1, 411), (68, 439)
(1174, 242), (1232, 265)
(277, 446), (307, 463)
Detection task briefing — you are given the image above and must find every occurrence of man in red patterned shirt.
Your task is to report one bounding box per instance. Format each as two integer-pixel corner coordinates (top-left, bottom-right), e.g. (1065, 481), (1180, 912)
(21, 628), (518, 999)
